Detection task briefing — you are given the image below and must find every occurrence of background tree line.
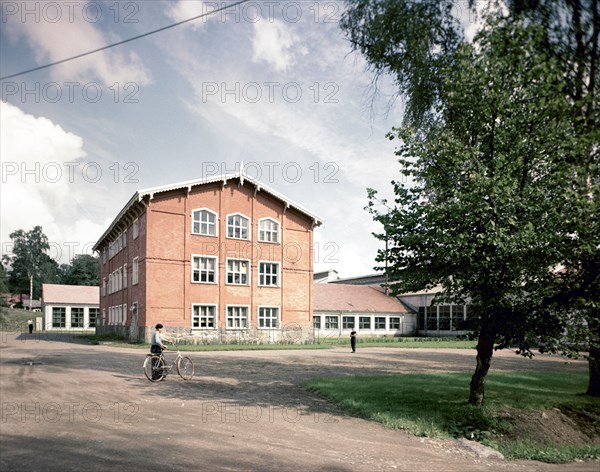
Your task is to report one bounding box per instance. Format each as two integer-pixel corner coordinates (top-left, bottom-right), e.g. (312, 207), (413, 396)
(1, 226), (99, 304)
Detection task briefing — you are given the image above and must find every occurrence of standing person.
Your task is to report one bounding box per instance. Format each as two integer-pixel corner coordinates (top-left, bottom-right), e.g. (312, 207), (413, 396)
(350, 328), (357, 353)
(27, 318), (34, 334)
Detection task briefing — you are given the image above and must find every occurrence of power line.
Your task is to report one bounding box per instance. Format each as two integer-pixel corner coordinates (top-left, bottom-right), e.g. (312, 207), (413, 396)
(0, 0), (251, 81)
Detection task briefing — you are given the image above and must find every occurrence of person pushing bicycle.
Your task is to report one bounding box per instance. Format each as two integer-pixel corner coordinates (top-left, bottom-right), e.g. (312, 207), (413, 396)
(150, 323), (172, 355)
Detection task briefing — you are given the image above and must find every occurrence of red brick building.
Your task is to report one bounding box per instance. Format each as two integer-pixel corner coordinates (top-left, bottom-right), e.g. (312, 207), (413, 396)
(93, 173), (323, 343)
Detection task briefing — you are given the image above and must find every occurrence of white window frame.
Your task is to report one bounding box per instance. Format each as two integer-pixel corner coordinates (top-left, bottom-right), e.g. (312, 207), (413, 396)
(226, 213), (250, 240)
(258, 306), (279, 329)
(374, 316), (386, 330)
(258, 217), (280, 243)
(258, 261), (280, 287)
(132, 257), (139, 285)
(226, 305), (249, 329)
(192, 255), (218, 284)
(133, 218), (139, 239)
(226, 258), (251, 286)
(123, 263), (128, 288)
(192, 208), (218, 237)
(324, 315), (339, 330)
(71, 307), (85, 328)
(342, 316), (355, 329)
(191, 304), (218, 329)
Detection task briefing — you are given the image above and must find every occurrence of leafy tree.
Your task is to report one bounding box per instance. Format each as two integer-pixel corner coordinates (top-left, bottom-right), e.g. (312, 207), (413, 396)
(368, 20), (584, 405)
(0, 265), (8, 305)
(343, 0), (599, 402)
(2, 227), (58, 303)
(60, 254), (99, 286)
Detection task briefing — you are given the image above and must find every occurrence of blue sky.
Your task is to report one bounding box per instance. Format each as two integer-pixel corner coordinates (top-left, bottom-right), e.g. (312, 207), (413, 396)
(0, 0), (419, 277)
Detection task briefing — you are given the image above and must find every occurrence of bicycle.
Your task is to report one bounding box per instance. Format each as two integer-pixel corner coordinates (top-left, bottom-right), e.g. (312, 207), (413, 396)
(143, 348), (194, 382)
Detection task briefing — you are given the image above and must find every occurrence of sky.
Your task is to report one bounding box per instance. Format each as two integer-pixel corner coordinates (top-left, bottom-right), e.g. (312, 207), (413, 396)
(0, 0), (477, 278)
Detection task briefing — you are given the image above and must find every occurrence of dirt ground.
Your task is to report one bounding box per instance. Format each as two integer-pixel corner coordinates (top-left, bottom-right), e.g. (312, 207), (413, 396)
(0, 331), (598, 472)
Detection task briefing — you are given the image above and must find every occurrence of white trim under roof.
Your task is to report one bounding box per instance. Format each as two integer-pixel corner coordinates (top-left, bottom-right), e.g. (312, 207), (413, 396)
(93, 172), (323, 251)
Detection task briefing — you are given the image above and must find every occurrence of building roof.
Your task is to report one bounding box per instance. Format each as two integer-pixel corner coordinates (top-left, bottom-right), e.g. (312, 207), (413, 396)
(328, 273), (386, 286)
(93, 172), (324, 251)
(42, 284), (99, 305)
(313, 283), (412, 314)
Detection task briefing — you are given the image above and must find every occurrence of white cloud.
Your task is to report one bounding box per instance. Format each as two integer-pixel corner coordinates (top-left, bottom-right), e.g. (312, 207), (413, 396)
(0, 102), (114, 263)
(252, 20), (305, 72)
(2, 2), (152, 86)
(166, 0), (210, 30)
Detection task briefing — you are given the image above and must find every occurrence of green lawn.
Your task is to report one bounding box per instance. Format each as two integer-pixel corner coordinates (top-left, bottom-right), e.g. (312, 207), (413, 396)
(305, 371), (600, 463)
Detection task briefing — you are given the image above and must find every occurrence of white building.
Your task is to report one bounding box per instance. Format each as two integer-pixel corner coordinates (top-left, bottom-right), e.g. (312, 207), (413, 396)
(313, 283), (416, 338)
(41, 284), (99, 331)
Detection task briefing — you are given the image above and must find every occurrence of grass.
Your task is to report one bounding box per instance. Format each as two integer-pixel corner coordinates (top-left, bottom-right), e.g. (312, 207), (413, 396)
(0, 306), (33, 329)
(305, 371), (600, 463)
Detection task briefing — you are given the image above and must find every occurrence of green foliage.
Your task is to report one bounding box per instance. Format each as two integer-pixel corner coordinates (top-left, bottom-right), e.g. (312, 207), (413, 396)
(60, 254), (100, 286)
(370, 19), (579, 354)
(2, 226), (59, 299)
(340, 0), (463, 127)
(346, 0), (599, 400)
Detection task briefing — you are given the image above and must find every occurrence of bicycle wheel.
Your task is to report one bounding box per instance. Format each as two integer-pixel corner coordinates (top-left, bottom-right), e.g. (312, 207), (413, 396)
(176, 356), (194, 380)
(144, 355), (166, 382)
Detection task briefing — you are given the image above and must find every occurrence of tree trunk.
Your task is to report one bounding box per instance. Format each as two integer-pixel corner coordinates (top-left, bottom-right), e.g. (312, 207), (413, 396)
(469, 325), (496, 406)
(29, 274), (33, 311)
(587, 346), (600, 396)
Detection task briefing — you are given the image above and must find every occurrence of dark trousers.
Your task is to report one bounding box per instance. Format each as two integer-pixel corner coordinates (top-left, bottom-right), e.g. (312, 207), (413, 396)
(150, 345), (163, 380)
(28, 324), (33, 334)
(351, 337), (357, 352)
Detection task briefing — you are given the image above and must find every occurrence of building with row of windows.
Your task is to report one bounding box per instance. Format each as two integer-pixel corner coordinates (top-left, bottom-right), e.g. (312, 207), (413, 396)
(312, 283), (416, 339)
(41, 284), (99, 330)
(92, 173), (323, 343)
(316, 272), (471, 337)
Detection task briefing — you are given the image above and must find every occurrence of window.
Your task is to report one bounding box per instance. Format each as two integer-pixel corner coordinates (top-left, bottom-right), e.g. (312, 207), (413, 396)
(227, 306), (248, 329)
(439, 306), (451, 330)
(258, 262), (279, 287)
(227, 214), (249, 240)
(226, 259), (250, 285)
(192, 209), (217, 236)
(359, 316), (371, 329)
(342, 316), (355, 329)
(258, 307), (279, 328)
(418, 307), (426, 331)
(313, 315), (321, 329)
(427, 307), (438, 330)
(258, 218), (279, 243)
(102, 278), (106, 297)
(89, 308), (99, 328)
(132, 257), (139, 285)
(451, 305), (466, 331)
(133, 218), (139, 239)
(375, 317), (386, 330)
(123, 263), (127, 288)
(192, 305), (217, 329)
(71, 307), (84, 328)
(52, 307), (66, 328)
(324, 316), (338, 329)
(390, 317), (401, 330)
(192, 256), (217, 283)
